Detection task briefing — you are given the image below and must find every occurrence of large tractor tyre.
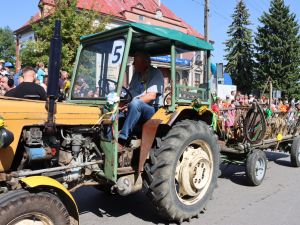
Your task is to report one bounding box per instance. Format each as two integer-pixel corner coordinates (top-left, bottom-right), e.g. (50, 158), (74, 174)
(246, 150), (267, 186)
(144, 120), (220, 222)
(0, 189), (71, 225)
(290, 136), (300, 167)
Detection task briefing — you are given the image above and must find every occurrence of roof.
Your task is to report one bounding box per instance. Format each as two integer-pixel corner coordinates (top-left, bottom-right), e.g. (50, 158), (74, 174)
(81, 23), (213, 54)
(16, 0), (204, 39)
(77, 0), (182, 21)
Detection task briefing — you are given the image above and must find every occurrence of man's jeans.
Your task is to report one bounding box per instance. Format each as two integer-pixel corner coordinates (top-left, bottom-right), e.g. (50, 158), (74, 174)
(119, 99), (155, 141)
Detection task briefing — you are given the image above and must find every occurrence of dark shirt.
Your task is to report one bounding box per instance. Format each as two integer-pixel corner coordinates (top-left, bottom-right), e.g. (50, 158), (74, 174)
(5, 82), (47, 101)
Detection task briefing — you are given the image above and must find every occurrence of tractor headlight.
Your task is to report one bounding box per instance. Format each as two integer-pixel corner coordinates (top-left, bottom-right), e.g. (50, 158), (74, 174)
(0, 127), (14, 149)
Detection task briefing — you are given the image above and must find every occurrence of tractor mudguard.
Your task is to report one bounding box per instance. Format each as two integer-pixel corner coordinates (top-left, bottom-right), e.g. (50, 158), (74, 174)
(139, 106), (214, 172)
(20, 176), (79, 222)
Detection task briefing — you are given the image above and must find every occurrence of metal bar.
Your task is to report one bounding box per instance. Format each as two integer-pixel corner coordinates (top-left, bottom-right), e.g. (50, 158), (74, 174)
(68, 44), (83, 102)
(176, 85), (207, 91)
(117, 28), (133, 94)
(207, 50), (211, 104)
(168, 42), (176, 112)
(11, 160), (103, 178)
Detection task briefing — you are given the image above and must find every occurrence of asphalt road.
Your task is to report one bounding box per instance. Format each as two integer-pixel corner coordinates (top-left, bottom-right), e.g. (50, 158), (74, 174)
(74, 150), (300, 225)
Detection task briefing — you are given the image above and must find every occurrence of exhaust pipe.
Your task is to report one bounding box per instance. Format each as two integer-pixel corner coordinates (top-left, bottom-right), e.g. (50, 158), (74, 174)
(114, 174), (143, 196)
(45, 20), (62, 134)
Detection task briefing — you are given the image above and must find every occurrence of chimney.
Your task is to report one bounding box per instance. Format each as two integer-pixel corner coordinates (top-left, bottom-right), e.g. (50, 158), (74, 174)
(157, 0), (161, 7)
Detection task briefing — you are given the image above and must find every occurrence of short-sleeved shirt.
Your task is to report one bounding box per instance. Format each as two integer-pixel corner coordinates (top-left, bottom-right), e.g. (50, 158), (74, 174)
(36, 68), (46, 84)
(129, 66), (164, 106)
(5, 82), (47, 101)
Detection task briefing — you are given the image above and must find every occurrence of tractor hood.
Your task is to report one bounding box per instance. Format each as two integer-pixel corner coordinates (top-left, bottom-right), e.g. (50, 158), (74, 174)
(0, 96), (101, 172)
(0, 96), (101, 125)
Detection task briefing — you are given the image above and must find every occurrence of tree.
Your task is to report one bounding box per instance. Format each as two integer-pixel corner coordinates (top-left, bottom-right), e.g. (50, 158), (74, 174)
(224, 0), (255, 94)
(0, 27), (16, 63)
(20, 0), (110, 74)
(255, 0), (300, 99)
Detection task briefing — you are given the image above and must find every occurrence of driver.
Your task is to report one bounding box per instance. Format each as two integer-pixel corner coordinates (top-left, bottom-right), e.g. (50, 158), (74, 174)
(118, 52), (164, 146)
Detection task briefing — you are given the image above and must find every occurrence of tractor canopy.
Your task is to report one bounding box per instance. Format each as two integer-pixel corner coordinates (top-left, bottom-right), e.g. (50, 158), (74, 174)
(68, 23), (213, 108)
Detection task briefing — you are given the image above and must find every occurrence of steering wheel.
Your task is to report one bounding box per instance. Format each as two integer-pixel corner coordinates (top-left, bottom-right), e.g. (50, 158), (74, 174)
(105, 78), (132, 103)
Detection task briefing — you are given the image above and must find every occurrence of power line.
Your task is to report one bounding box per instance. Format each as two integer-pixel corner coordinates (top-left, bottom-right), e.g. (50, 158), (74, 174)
(191, 0), (204, 6)
(246, 0), (264, 16)
(210, 0), (231, 22)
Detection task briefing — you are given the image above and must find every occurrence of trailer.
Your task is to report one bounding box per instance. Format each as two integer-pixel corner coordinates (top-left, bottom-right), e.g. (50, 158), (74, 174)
(217, 80), (300, 185)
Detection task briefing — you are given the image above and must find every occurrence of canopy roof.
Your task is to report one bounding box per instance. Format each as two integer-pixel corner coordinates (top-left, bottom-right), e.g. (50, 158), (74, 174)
(81, 23), (213, 55)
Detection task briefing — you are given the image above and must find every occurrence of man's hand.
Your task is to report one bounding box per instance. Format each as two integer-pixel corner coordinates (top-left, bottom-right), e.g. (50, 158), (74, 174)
(139, 92), (157, 103)
(120, 104), (128, 112)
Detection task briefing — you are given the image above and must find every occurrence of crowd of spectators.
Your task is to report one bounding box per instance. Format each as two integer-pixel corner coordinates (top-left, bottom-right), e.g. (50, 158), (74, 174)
(212, 90), (300, 114)
(0, 60), (70, 101)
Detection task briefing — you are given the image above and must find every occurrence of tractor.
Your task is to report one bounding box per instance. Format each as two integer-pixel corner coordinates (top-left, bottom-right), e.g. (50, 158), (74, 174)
(0, 21), (219, 224)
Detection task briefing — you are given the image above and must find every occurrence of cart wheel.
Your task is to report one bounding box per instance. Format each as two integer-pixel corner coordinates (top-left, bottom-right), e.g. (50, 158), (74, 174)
(246, 150), (267, 186)
(290, 136), (300, 167)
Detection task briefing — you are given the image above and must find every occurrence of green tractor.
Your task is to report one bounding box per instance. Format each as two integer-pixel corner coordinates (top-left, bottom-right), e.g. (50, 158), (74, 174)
(0, 22), (219, 224)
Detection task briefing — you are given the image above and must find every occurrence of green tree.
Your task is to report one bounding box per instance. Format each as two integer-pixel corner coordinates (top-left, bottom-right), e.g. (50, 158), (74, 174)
(224, 0), (255, 94)
(255, 0), (300, 98)
(20, 0), (110, 73)
(0, 26), (16, 63)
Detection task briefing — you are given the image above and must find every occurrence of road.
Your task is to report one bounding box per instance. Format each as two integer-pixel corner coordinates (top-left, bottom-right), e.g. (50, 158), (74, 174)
(74, 150), (300, 225)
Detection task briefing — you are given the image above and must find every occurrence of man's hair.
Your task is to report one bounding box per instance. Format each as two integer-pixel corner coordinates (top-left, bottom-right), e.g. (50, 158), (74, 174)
(7, 78), (14, 88)
(22, 66), (35, 74)
(36, 62), (44, 67)
(134, 51), (151, 64)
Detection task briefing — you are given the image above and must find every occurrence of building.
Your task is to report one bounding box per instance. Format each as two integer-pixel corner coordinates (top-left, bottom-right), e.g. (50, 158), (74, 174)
(15, 0), (208, 87)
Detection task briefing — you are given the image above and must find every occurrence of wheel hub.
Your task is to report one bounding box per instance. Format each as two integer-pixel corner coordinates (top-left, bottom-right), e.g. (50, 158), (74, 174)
(8, 213), (54, 225)
(177, 146), (211, 197)
(255, 158), (265, 180)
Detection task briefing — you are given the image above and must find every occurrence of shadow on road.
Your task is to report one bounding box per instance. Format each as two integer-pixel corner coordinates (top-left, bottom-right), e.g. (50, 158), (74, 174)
(219, 163), (250, 186)
(265, 151), (292, 167)
(73, 186), (169, 224)
(219, 150), (291, 186)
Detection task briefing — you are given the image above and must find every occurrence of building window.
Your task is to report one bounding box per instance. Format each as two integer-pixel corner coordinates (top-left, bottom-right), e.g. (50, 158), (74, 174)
(194, 72), (200, 86)
(136, 3), (144, 9)
(182, 70), (189, 86)
(155, 10), (163, 19)
(139, 15), (144, 21)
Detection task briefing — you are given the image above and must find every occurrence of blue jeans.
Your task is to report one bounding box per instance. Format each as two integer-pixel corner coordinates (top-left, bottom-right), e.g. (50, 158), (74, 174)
(119, 99), (155, 140)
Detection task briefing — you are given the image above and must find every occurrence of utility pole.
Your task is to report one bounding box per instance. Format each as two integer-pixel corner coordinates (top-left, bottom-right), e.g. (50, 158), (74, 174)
(203, 0), (210, 87)
(204, 0), (209, 42)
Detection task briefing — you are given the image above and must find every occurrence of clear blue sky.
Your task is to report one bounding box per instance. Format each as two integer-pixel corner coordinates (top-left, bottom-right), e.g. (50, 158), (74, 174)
(0, 0), (299, 64)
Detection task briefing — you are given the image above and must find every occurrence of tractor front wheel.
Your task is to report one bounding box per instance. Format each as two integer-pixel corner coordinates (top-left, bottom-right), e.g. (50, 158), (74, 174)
(0, 189), (71, 225)
(144, 120), (219, 222)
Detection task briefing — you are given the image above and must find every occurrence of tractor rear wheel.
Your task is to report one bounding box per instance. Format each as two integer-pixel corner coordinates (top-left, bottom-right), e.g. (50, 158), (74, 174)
(0, 189), (71, 225)
(144, 120), (219, 222)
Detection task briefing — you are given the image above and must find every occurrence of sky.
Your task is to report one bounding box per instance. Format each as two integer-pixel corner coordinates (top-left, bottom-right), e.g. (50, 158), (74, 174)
(0, 0), (300, 64)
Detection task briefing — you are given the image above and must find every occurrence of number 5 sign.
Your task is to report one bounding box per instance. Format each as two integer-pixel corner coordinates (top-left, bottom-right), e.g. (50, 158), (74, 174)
(109, 39), (125, 65)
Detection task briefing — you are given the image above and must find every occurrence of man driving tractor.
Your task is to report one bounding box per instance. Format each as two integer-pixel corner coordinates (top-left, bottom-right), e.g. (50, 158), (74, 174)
(118, 52), (164, 146)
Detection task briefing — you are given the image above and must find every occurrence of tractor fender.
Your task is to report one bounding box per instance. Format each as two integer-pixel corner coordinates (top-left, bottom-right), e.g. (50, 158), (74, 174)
(139, 106), (215, 172)
(20, 176), (79, 223)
